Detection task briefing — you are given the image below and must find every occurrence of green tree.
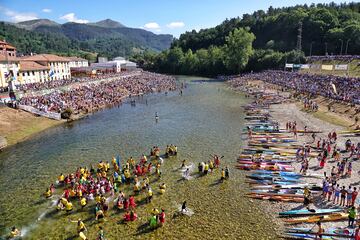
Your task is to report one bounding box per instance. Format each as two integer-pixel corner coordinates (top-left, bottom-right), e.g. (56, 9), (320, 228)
(223, 28), (255, 73)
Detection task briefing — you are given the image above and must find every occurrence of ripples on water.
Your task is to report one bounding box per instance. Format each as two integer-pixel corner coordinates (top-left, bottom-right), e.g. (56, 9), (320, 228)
(0, 76), (278, 239)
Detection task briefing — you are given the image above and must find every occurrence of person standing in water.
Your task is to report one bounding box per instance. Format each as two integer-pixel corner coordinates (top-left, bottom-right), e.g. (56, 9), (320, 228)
(155, 112), (159, 122)
(181, 201), (187, 213)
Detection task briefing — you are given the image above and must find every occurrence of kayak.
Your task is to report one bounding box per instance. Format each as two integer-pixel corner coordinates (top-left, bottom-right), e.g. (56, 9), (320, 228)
(284, 212), (348, 224)
(279, 208), (343, 217)
(251, 183), (321, 191)
(246, 194), (304, 203)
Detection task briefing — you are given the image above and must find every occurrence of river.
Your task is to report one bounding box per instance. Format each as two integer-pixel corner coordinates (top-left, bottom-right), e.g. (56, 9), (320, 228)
(0, 76), (278, 239)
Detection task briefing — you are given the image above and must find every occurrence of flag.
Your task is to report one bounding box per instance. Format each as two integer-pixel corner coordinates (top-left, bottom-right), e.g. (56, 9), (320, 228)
(331, 82), (337, 95)
(49, 68), (55, 77)
(116, 155), (122, 171)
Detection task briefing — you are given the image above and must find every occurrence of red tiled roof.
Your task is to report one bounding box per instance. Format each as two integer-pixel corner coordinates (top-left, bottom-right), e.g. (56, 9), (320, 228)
(0, 41), (16, 49)
(20, 61), (50, 71)
(67, 56), (88, 61)
(20, 54), (70, 62)
(0, 54), (19, 62)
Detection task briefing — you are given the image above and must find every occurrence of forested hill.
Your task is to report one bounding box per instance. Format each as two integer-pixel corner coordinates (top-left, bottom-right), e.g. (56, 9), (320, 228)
(173, 2), (360, 56)
(132, 2), (360, 76)
(0, 19), (173, 60)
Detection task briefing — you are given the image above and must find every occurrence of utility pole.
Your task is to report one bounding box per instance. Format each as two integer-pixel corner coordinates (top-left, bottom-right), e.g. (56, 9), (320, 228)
(339, 39), (343, 55)
(296, 21), (303, 51)
(345, 39), (350, 55)
(325, 42), (328, 56)
(309, 41), (314, 56)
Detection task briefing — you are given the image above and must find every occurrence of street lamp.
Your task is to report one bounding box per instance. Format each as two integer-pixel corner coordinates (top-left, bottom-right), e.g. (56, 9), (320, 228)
(339, 39), (343, 55)
(345, 39), (350, 55)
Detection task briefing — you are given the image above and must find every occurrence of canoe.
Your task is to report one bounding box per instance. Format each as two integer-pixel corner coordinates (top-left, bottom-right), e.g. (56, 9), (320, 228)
(279, 208), (343, 217)
(246, 194), (304, 203)
(284, 212), (348, 224)
(251, 184), (321, 191)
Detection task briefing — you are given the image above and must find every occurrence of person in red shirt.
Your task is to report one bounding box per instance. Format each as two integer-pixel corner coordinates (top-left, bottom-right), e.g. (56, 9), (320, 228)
(352, 187), (358, 206)
(158, 209), (166, 226)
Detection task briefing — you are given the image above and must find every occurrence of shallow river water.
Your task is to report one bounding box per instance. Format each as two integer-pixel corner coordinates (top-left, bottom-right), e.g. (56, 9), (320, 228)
(0, 76), (278, 239)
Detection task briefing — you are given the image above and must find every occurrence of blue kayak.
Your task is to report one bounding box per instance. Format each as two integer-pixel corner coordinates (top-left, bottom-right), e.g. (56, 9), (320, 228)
(279, 208), (343, 216)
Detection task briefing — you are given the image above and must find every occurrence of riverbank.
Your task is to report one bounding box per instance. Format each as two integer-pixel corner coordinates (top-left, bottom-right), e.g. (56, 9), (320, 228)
(0, 77), (279, 239)
(230, 79), (360, 236)
(235, 79), (359, 129)
(0, 107), (63, 149)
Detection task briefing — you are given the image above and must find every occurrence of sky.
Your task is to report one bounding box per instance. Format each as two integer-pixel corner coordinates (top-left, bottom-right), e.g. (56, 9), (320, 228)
(0, 0), (350, 37)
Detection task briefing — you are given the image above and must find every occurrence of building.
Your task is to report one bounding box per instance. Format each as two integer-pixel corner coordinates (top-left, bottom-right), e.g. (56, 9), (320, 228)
(67, 56), (89, 68)
(18, 61), (50, 84)
(20, 54), (71, 81)
(0, 40), (16, 57)
(91, 61), (121, 73)
(0, 54), (20, 88)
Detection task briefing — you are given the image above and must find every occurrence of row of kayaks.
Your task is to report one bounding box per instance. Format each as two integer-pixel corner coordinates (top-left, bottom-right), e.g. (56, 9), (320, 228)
(238, 96), (351, 239)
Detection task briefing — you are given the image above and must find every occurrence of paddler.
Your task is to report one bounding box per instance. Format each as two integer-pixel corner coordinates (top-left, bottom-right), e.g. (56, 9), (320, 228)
(10, 226), (21, 238)
(220, 169), (226, 181)
(225, 166), (229, 179)
(44, 188), (52, 198)
(65, 201), (73, 212)
(158, 209), (166, 226)
(204, 162), (209, 175)
(159, 183), (166, 194)
(181, 159), (186, 168)
(303, 186), (311, 210)
(97, 226), (105, 240)
(58, 173), (65, 185)
(209, 159), (214, 171)
(181, 201), (187, 213)
(315, 222), (323, 240)
(147, 186), (153, 203)
(80, 197), (87, 208)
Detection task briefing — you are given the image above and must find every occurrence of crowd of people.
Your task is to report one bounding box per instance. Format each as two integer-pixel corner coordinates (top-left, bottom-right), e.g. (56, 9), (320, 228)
(229, 70), (360, 104)
(306, 55), (360, 63)
(16, 72), (135, 92)
(18, 71), (176, 115)
(43, 147), (176, 240)
(294, 128), (360, 229)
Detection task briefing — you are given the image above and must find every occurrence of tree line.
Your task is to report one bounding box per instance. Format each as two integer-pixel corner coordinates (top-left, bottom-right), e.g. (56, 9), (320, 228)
(132, 2), (360, 76)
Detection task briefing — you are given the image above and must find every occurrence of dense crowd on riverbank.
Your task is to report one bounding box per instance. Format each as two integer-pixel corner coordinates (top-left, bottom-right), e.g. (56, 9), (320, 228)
(16, 72), (137, 92)
(229, 70), (360, 104)
(19, 71), (176, 115)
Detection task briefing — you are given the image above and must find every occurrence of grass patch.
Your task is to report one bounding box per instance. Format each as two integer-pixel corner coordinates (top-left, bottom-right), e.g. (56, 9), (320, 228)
(311, 110), (352, 129)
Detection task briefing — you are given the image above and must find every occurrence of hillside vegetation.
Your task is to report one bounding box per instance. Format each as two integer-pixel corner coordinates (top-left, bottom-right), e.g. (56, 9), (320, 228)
(132, 2), (360, 76)
(0, 19), (173, 60)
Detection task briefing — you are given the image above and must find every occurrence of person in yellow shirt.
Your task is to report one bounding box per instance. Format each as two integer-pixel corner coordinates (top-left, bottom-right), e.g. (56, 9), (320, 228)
(58, 173), (65, 185)
(80, 197), (87, 208)
(10, 226), (21, 238)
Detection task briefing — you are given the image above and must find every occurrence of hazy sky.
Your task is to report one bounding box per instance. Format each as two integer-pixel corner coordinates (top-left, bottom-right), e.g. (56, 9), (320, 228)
(0, 0), (350, 37)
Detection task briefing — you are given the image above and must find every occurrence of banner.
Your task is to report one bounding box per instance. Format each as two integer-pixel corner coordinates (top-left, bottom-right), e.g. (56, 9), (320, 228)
(300, 64), (310, 69)
(334, 64), (348, 70)
(18, 104), (61, 120)
(321, 65), (333, 71)
(310, 64), (321, 69)
(285, 63), (293, 68)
